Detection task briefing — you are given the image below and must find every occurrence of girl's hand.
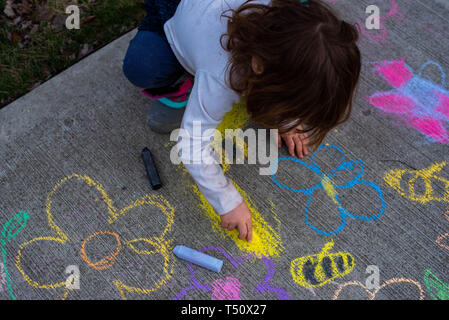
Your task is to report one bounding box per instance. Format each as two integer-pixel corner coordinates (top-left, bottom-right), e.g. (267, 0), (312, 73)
(220, 201), (253, 242)
(279, 124), (309, 159)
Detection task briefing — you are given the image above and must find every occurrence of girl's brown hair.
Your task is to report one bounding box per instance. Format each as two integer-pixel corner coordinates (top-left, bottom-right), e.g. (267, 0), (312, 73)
(220, 0), (361, 148)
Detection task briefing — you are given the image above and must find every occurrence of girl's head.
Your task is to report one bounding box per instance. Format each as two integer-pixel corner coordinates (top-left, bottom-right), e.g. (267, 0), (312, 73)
(221, 0), (361, 148)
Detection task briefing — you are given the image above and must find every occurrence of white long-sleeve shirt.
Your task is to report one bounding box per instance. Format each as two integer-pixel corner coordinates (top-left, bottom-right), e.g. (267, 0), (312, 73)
(164, 0), (271, 215)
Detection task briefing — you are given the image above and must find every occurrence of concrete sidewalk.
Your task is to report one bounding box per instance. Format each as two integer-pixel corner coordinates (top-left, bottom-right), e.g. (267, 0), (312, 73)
(1, 0), (448, 300)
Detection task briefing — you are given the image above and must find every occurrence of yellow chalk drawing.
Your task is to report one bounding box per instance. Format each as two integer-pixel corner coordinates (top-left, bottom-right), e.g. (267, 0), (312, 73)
(333, 278), (425, 300)
(15, 173), (175, 300)
(321, 175), (339, 205)
(212, 101), (251, 172)
(290, 240), (355, 288)
(61, 288), (70, 301)
(191, 182), (283, 258)
(269, 198), (282, 235)
(178, 102), (284, 257)
(384, 162), (449, 203)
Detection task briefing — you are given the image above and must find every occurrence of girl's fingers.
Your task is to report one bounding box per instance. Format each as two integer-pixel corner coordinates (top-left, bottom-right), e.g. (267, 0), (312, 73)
(286, 137), (296, 157)
(281, 132), (309, 158)
(300, 133), (309, 156)
(293, 135), (303, 158)
(247, 219), (253, 242)
(237, 223), (248, 240)
(221, 220), (233, 231)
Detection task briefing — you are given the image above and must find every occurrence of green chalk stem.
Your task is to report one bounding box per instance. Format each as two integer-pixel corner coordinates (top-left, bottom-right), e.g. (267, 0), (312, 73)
(424, 269), (449, 300)
(0, 211), (29, 300)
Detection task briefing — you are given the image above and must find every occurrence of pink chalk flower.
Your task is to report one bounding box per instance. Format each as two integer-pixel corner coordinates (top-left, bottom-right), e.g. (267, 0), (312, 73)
(369, 58), (449, 144)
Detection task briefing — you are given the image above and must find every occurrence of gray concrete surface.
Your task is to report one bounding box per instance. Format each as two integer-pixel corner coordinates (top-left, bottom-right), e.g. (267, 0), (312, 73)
(0, 0), (448, 300)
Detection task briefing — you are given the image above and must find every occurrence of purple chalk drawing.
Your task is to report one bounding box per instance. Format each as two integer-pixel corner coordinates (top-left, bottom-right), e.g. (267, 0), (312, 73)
(173, 247), (290, 300)
(368, 58), (449, 144)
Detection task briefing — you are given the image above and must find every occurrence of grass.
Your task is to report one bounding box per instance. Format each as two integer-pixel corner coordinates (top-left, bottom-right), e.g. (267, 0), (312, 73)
(0, 0), (146, 108)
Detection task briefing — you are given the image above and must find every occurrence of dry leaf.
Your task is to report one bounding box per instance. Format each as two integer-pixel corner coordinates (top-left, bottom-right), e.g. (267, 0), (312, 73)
(21, 20), (32, 30)
(52, 14), (66, 31)
(13, 16), (22, 25)
(33, 4), (55, 23)
(60, 48), (73, 56)
(28, 82), (42, 91)
(3, 0), (15, 18)
(30, 24), (39, 34)
(20, 1), (33, 15)
(77, 43), (90, 59)
(11, 31), (23, 45)
(82, 15), (96, 25)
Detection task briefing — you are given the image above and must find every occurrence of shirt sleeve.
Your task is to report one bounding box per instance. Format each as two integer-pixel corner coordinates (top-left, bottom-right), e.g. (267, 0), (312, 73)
(176, 70), (244, 215)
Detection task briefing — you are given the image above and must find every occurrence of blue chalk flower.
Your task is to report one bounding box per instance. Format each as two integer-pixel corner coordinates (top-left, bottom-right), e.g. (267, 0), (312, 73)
(271, 144), (385, 236)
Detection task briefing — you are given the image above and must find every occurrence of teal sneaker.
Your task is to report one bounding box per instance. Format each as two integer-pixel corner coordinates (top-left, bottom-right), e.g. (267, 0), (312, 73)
(142, 74), (193, 133)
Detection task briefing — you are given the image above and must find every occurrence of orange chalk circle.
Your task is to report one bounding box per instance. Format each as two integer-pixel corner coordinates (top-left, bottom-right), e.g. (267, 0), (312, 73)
(333, 278), (425, 300)
(436, 234), (449, 251)
(435, 210), (449, 251)
(80, 231), (122, 270)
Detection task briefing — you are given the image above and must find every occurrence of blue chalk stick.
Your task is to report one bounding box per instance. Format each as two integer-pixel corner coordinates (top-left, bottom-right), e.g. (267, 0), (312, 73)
(173, 245), (223, 273)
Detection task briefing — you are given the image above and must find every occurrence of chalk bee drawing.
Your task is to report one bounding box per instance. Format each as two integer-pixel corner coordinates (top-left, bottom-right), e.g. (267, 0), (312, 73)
(369, 58), (449, 144)
(384, 162), (449, 204)
(290, 240), (355, 288)
(0, 211), (29, 300)
(271, 144), (385, 236)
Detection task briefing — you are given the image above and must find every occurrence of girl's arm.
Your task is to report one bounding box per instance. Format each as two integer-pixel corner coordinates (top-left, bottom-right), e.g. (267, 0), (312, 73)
(176, 71), (252, 241)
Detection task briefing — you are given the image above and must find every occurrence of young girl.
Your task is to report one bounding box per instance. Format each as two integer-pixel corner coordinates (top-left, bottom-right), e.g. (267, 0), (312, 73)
(123, 0), (361, 242)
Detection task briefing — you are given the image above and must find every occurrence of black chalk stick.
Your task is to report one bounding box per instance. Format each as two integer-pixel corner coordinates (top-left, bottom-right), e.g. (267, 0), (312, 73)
(141, 147), (162, 190)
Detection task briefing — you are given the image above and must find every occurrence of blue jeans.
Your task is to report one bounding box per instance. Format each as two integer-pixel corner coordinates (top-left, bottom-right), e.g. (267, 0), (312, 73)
(138, 0), (181, 35)
(123, 0), (183, 89)
(122, 30), (185, 89)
